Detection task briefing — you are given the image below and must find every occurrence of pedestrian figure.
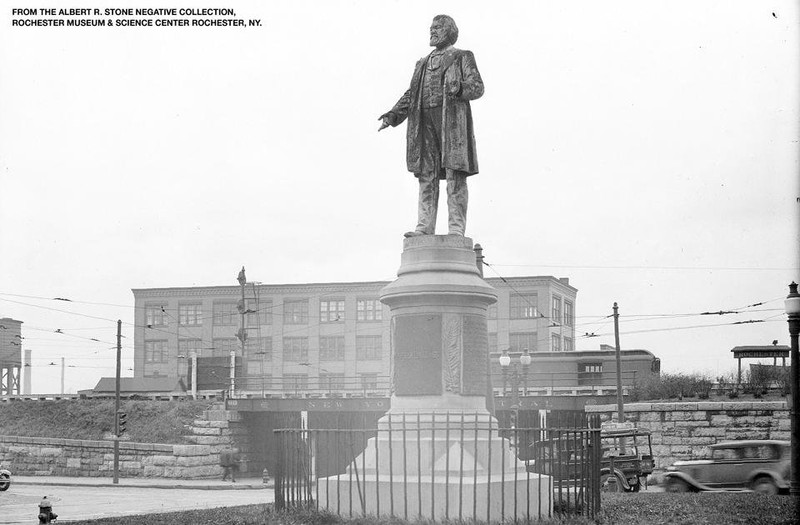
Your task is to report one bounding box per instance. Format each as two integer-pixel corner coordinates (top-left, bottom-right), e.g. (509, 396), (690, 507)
(220, 447), (239, 482)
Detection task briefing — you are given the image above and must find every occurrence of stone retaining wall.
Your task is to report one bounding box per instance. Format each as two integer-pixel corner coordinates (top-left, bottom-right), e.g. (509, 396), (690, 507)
(585, 401), (790, 470)
(0, 435), (226, 478)
(0, 404), (253, 479)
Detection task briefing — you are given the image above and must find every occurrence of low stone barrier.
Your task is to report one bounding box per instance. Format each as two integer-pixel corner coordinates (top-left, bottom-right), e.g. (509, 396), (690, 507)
(0, 435), (225, 478)
(586, 401), (790, 470)
(0, 404), (251, 479)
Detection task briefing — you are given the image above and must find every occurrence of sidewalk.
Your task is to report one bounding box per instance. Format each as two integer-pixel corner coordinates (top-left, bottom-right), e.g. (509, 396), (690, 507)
(12, 475), (271, 490)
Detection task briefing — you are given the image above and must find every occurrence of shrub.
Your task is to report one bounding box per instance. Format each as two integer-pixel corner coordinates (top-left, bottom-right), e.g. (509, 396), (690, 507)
(629, 372), (715, 402)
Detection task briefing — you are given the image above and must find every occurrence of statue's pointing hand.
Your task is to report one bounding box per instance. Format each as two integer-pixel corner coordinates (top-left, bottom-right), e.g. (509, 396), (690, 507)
(378, 115), (391, 132)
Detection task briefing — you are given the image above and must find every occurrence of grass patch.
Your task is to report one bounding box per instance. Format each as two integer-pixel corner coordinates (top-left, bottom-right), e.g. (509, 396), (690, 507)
(58, 493), (798, 525)
(0, 399), (214, 444)
(598, 492), (796, 524)
(59, 505), (594, 525)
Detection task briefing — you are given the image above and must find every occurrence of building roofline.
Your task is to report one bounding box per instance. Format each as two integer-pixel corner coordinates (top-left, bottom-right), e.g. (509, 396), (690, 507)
(489, 349), (656, 358)
(730, 345), (790, 352)
(132, 275), (577, 296)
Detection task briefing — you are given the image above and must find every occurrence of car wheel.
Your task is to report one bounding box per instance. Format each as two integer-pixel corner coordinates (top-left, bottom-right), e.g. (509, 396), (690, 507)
(666, 477), (690, 493)
(752, 476), (778, 495)
(0, 473), (10, 491)
(601, 473), (621, 492)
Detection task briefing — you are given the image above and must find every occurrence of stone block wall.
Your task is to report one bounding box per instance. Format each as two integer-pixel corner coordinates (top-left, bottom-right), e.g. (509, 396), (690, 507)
(0, 404), (253, 479)
(0, 436), (223, 478)
(586, 401), (789, 470)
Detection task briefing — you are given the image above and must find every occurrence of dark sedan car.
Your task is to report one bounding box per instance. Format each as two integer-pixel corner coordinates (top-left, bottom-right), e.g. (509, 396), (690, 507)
(662, 440), (790, 494)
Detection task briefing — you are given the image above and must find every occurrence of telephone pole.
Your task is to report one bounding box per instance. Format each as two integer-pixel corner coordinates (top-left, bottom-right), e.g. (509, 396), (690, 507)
(234, 267), (247, 396)
(613, 303), (624, 424)
(113, 319), (121, 484)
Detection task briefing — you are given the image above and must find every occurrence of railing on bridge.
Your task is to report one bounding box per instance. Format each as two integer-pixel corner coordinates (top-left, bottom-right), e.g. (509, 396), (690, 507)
(274, 413), (602, 522)
(228, 375), (392, 399)
(231, 371), (639, 400)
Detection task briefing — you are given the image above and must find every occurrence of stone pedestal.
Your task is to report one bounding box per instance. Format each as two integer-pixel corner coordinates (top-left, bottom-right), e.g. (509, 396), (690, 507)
(317, 236), (551, 520)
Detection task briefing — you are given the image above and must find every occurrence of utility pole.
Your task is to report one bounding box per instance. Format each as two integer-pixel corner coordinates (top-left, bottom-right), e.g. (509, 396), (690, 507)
(613, 303), (624, 424)
(234, 266), (247, 396)
(113, 319), (121, 484)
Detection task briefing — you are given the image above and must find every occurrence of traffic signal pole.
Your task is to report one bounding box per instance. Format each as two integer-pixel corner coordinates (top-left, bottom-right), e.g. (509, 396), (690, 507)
(113, 319), (121, 484)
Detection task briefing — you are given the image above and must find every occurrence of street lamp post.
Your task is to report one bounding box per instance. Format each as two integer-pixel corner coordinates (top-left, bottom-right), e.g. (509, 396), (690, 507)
(784, 282), (800, 508)
(498, 348), (532, 447)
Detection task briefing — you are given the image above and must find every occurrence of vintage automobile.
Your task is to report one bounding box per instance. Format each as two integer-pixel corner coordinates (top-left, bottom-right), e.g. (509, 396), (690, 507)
(662, 440), (790, 494)
(599, 425), (655, 492)
(525, 424), (654, 493)
(0, 468), (10, 491)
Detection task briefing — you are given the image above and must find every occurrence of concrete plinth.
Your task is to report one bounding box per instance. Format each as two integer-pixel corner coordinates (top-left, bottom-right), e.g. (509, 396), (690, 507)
(318, 236), (552, 520)
(318, 472), (551, 521)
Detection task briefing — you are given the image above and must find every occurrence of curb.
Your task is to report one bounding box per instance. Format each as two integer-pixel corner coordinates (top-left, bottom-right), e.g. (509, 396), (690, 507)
(13, 479), (272, 491)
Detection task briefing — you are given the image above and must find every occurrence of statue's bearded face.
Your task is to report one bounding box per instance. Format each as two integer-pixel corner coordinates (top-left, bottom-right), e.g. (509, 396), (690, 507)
(429, 20), (450, 48)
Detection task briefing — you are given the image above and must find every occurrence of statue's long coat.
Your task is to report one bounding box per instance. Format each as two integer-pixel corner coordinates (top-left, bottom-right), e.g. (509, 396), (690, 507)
(386, 47), (484, 177)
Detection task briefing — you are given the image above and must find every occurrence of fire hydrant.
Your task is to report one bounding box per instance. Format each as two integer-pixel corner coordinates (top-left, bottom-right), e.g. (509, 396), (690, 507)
(38, 496), (58, 524)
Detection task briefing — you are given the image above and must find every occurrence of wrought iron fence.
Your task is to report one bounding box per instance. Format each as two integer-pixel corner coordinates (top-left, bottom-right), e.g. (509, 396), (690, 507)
(274, 412), (601, 522)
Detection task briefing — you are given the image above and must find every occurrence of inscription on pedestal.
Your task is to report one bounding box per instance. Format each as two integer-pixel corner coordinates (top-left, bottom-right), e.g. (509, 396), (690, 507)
(462, 315), (489, 395)
(393, 314), (442, 395)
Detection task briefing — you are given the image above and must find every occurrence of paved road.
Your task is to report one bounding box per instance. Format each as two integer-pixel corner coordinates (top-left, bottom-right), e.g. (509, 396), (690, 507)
(0, 477), (273, 524)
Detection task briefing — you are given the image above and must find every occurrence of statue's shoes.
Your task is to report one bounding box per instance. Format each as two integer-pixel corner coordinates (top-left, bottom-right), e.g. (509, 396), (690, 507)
(404, 230), (427, 238)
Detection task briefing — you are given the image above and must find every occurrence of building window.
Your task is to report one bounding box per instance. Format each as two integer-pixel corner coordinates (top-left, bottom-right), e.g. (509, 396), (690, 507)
(552, 334), (562, 352)
(213, 302), (238, 326)
(145, 340), (168, 363)
(581, 363), (603, 374)
(360, 373), (379, 390)
(247, 337), (272, 361)
(211, 338), (237, 358)
(178, 304), (202, 326)
(319, 372), (346, 391)
(564, 301), (574, 328)
(244, 298), (272, 326)
(356, 335), (382, 360)
(357, 299), (383, 322)
(552, 295), (562, 324)
(283, 373), (308, 391)
(320, 299), (345, 323)
(178, 338), (202, 355)
(510, 294), (538, 319)
(578, 362), (603, 386)
(488, 333), (498, 353)
(564, 336), (574, 352)
(145, 305), (167, 328)
(283, 299), (308, 324)
(283, 337), (308, 362)
(319, 336), (345, 361)
(509, 332), (537, 353)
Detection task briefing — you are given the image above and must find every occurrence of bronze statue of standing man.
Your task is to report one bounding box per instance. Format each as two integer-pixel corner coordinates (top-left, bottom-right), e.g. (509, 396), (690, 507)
(379, 15), (484, 238)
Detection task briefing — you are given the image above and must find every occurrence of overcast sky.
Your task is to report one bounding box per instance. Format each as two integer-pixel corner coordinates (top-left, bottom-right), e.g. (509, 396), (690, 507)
(1, 0), (798, 394)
